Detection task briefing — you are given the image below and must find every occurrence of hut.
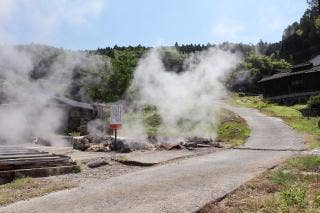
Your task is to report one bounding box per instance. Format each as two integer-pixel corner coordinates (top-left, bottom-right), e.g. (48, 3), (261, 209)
(53, 97), (108, 135)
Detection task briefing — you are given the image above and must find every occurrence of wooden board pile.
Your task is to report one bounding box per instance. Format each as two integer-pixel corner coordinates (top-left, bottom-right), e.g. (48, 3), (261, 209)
(0, 146), (76, 183)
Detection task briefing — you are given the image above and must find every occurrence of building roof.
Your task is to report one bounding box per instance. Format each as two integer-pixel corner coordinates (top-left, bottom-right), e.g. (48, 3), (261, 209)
(54, 97), (94, 110)
(258, 64), (320, 83)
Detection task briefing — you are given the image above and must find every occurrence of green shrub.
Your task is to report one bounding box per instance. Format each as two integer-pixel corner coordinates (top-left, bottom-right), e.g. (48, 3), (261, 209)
(307, 95), (320, 109)
(270, 170), (296, 186)
(73, 165), (81, 173)
(280, 185), (307, 209)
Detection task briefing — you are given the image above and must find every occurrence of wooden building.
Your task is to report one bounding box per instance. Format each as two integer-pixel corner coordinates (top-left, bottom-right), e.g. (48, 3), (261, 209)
(53, 97), (108, 135)
(258, 63), (320, 104)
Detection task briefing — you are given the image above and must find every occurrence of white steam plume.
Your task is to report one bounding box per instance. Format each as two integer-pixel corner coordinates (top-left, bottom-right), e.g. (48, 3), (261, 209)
(121, 47), (241, 141)
(0, 45), (106, 145)
(0, 0), (107, 145)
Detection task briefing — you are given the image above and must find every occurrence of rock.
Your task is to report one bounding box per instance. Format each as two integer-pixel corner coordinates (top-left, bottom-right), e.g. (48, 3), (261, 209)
(87, 143), (111, 152)
(212, 142), (223, 148)
(87, 159), (109, 168)
(72, 136), (91, 151)
(32, 137), (51, 146)
(181, 137), (214, 149)
(196, 144), (211, 148)
(160, 143), (182, 150)
(147, 135), (158, 144)
(185, 137), (213, 144)
(111, 139), (131, 153)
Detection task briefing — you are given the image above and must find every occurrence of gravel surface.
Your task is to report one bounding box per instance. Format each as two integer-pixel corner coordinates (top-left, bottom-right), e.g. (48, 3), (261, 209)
(0, 105), (306, 213)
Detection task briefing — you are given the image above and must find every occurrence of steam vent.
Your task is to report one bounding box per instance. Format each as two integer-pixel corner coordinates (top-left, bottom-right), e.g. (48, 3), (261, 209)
(0, 146), (76, 183)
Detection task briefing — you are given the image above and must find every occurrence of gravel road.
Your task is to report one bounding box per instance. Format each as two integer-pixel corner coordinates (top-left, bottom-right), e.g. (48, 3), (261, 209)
(0, 105), (307, 213)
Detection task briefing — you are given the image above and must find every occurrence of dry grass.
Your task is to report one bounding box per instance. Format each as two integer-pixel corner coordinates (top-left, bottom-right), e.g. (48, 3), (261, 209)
(199, 155), (320, 213)
(0, 177), (78, 206)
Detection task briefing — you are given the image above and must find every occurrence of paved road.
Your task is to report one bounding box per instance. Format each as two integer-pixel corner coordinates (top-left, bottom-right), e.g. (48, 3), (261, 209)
(0, 106), (306, 213)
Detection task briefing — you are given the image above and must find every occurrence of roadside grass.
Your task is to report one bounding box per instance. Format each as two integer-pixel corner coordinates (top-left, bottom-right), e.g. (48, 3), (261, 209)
(199, 155), (320, 213)
(230, 93), (320, 148)
(284, 155), (320, 172)
(0, 177), (78, 206)
(216, 109), (251, 147)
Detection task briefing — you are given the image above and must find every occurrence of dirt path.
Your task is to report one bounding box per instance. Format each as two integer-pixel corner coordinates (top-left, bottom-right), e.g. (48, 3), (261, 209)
(0, 105), (307, 213)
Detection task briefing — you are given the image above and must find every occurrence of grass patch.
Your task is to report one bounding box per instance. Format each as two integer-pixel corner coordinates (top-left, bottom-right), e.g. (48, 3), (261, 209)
(73, 165), (82, 173)
(284, 155), (320, 172)
(199, 155), (320, 212)
(0, 177), (77, 206)
(215, 109), (251, 147)
(125, 105), (249, 145)
(0, 177), (34, 190)
(280, 185), (307, 209)
(270, 170), (296, 186)
(68, 131), (81, 137)
(230, 93), (320, 148)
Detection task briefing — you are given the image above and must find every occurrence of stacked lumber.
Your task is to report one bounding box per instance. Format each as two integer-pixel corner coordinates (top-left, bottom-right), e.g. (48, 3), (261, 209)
(0, 147), (75, 183)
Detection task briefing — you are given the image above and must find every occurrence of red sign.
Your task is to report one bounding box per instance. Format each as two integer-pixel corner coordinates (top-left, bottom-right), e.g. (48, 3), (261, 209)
(109, 124), (122, 130)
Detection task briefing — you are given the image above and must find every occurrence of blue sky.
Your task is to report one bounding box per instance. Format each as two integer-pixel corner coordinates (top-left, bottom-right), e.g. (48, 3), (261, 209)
(0, 0), (308, 50)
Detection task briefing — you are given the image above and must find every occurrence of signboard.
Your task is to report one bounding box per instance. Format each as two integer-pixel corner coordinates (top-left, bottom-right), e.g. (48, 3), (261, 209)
(110, 104), (122, 129)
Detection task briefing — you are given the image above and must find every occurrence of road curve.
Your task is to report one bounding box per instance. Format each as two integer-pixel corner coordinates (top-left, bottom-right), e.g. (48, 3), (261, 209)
(0, 106), (306, 213)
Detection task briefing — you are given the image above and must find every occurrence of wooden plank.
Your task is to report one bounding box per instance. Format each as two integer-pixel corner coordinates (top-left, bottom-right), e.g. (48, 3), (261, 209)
(0, 147), (76, 180)
(0, 153), (54, 159)
(0, 162), (74, 171)
(0, 147), (41, 154)
(0, 156), (72, 165)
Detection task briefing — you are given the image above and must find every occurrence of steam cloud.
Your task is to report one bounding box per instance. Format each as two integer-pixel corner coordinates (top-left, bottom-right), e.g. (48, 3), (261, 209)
(121, 48), (241, 141)
(0, 0), (107, 145)
(0, 45), (105, 145)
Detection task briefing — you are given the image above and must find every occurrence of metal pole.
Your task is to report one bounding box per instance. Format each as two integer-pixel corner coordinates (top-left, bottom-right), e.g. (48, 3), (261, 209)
(114, 129), (117, 144)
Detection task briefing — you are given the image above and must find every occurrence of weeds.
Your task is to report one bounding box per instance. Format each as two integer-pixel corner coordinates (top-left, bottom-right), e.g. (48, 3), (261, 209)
(270, 170), (296, 186)
(0, 177), (34, 190)
(200, 155), (320, 212)
(216, 109), (251, 147)
(280, 185), (307, 209)
(0, 178), (77, 206)
(285, 155), (320, 172)
(314, 190), (320, 207)
(68, 131), (81, 137)
(73, 165), (81, 173)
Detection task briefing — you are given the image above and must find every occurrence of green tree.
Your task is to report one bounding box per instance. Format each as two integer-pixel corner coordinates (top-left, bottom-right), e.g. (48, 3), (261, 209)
(241, 53), (291, 79)
(308, 0), (320, 15)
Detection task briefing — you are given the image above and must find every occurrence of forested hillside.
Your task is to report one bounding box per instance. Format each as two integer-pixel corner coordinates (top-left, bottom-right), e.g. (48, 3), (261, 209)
(266, 0), (320, 64)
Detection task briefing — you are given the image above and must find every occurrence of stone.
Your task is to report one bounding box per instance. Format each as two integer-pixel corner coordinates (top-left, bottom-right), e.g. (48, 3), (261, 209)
(32, 137), (51, 146)
(87, 159), (109, 168)
(72, 136), (91, 151)
(87, 143), (110, 152)
(111, 139), (131, 153)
